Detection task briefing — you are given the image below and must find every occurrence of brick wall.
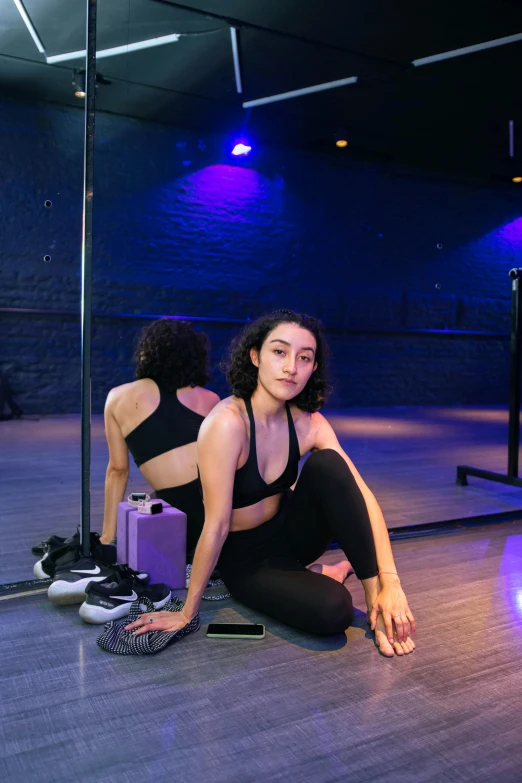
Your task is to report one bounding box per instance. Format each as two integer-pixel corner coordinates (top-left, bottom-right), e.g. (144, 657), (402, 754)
(1, 98), (520, 413)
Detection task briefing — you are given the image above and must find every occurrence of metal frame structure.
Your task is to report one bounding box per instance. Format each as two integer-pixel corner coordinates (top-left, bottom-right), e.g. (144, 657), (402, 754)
(457, 269), (522, 490)
(79, 0), (97, 557)
(12, 0), (522, 111)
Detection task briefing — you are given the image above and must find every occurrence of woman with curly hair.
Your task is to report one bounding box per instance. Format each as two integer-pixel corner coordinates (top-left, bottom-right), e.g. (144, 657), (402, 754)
(128, 311), (416, 657)
(100, 319), (219, 554)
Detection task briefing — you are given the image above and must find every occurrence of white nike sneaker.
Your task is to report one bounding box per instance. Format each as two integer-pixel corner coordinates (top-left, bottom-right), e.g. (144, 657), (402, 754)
(47, 558), (118, 605)
(79, 578), (170, 624)
(47, 559), (150, 606)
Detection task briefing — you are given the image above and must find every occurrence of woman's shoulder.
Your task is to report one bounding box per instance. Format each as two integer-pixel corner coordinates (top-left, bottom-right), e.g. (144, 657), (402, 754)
(199, 396), (247, 436)
(206, 395), (245, 421)
(105, 378), (153, 406)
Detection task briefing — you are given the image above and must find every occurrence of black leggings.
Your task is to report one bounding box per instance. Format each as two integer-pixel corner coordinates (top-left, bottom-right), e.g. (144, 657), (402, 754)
(219, 450), (378, 635)
(153, 479), (204, 559)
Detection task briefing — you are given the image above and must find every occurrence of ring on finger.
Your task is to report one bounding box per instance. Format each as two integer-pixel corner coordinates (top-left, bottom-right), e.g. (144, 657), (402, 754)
(394, 614), (402, 620)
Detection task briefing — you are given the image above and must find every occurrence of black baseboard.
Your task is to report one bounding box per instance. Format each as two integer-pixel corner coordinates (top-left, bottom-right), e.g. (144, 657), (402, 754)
(327, 509), (522, 550)
(0, 578), (51, 597)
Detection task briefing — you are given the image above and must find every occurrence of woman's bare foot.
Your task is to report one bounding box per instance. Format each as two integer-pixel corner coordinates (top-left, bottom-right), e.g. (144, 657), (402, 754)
(307, 559), (354, 584)
(372, 612), (416, 657)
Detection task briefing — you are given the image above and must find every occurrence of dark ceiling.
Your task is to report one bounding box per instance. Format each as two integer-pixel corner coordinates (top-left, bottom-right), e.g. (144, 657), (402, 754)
(1, 0), (522, 178)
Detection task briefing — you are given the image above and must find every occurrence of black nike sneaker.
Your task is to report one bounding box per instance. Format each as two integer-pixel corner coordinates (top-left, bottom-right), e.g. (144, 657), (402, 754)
(33, 541), (80, 580)
(48, 557), (119, 605)
(31, 535), (68, 557)
(79, 578), (170, 624)
(47, 560), (150, 606)
(33, 532), (116, 580)
(110, 562), (150, 586)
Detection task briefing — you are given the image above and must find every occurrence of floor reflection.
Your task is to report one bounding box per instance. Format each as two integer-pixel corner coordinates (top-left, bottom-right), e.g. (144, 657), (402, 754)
(498, 534), (522, 623)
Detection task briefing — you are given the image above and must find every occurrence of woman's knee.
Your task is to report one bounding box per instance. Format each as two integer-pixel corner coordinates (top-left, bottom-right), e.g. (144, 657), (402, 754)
(310, 590), (354, 635)
(303, 448), (345, 472)
(301, 449), (352, 485)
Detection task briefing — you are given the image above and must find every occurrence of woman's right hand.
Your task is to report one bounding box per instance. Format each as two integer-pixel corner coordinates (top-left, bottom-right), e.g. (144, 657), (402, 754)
(369, 579), (416, 644)
(125, 609), (193, 636)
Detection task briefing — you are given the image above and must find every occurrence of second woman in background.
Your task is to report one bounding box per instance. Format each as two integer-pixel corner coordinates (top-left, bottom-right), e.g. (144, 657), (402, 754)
(101, 318), (219, 557)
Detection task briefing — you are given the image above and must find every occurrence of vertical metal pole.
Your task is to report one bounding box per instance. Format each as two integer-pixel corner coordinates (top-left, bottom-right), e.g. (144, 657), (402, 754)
(230, 28), (243, 94)
(80, 0), (97, 557)
(507, 269), (522, 478)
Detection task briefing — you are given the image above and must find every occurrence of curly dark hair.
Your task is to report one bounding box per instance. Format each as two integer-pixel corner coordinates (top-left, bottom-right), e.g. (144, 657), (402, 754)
(134, 319), (210, 393)
(225, 310), (329, 412)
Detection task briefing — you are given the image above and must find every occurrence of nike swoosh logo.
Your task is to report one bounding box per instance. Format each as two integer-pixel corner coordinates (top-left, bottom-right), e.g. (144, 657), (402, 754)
(71, 565), (102, 575)
(110, 592), (138, 602)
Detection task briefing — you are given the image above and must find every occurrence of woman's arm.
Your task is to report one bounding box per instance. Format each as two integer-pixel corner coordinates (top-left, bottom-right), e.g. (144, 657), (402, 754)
(183, 410), (243, 618)
(100, 391), (130, 544)
(310, 412), (416, 642)
(127, 407), (244, 634)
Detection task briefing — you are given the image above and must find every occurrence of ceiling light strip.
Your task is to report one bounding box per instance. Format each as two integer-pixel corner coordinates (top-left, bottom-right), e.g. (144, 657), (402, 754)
(242, 75), (358, 108)
(412, 31), (522, 67)
(46, 33), (181, 64)
(230, 27), (242, 94)
(12, 0), (46, 54)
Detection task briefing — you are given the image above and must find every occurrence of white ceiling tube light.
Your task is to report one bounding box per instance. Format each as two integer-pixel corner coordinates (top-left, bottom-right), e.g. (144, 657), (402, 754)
(46, 33), (181, 64)
(412, 31), (522, 67)
(230, 27), (242, 94)
(12, 0), (45, 54)
(243, 75), (358, 109)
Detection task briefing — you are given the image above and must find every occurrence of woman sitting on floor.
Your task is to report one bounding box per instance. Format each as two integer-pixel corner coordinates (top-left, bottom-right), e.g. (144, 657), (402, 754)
(101, 318), (219, 558)
(128, 310), (416, 657)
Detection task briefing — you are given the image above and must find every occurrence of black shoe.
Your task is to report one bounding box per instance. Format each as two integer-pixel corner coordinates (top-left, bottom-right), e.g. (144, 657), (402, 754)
(110, 562), (150, 585)
(33, 532), (115, 580)
(33, 541), (81, 580)
(31, 533), (75, 557)
(48, 557), (119, 605)
(79, 578), (170, 624)
(48, 559), (149, 606)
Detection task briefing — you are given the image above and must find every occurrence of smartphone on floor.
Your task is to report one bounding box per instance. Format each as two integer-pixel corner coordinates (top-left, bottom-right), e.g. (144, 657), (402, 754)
(206, 623), (265, 639)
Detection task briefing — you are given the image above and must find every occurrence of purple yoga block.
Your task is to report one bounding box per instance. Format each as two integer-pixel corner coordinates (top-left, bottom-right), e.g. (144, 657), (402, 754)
(128, 507), (187, 589)
(116, 499), (170, 564)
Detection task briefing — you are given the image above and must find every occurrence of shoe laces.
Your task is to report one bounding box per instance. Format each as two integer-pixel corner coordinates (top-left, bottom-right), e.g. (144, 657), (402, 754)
(113, 563), (146, 582)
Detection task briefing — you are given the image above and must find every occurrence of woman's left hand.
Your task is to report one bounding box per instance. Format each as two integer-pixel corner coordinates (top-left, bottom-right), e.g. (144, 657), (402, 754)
(369, 583), (416, 644)
(125, 610), (193, 636)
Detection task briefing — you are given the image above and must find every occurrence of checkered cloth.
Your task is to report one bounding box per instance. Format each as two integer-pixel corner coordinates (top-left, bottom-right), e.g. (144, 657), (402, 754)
(96, 596), (200, 655)
(185, 564), (231, 601)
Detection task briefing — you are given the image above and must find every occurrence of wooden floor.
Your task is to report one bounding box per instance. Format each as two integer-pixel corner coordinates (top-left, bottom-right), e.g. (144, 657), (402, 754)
(2, 407), (522, 585)
(328, 405), (522, 528)
(1, 523), (522, 782)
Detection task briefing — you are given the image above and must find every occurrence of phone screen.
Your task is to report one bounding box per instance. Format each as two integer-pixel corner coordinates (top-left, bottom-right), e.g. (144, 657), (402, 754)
(207, 623), (265, 637)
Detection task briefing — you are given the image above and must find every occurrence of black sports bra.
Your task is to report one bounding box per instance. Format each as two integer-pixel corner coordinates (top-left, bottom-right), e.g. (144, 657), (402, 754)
(124, 386), (205, 467)
(231, 398), (300, 509)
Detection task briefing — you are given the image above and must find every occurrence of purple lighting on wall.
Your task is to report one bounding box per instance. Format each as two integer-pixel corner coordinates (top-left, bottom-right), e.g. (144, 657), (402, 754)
(465, 217), (522, 270)
(231, 141), (252, 156)
(185, 164), (262, 196)
(176, 165), (269, 225)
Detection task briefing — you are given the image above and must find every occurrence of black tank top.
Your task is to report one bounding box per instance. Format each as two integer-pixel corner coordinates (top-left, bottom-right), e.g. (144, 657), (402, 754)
(231, 398), (300, 509)
(125, 386), (205, 467)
